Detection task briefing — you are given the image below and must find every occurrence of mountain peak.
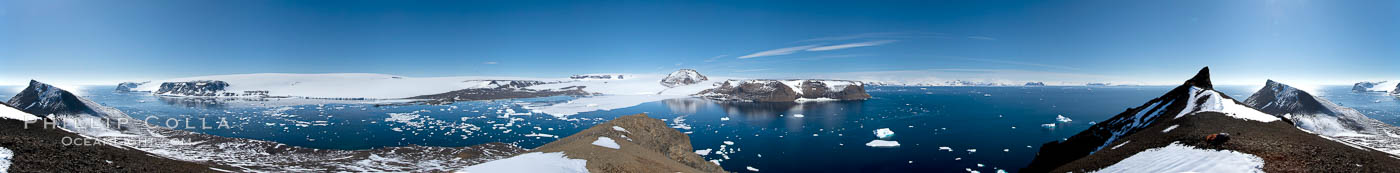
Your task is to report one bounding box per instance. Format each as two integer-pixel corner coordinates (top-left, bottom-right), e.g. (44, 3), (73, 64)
(1184, 66), (1212, 90)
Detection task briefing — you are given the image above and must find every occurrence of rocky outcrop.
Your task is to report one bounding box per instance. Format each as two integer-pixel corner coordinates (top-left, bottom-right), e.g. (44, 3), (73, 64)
(157, 80), (230, 96)
(490, 114), (724, 172)
(660, 69), (708, 87)
(1021, 67), (1400, 172)
(1025, 82), (1046, 86)
(115, 81), (147, 92)
(695, 79), (870, 102)
(409, 80), (591, 105)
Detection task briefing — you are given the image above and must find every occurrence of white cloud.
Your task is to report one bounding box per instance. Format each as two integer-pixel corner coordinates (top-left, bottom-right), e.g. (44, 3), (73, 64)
(703, 55), (727, 62)
(806, 40), (897, 51)
(483, 62), (499, 65)
(967, 36), (997, 41)
(737, 45), (821, 59)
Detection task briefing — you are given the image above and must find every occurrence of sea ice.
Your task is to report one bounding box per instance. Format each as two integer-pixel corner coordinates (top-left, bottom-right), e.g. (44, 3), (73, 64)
(695, 149), (712, 156)
(792, 114), (805, 118)
(746, 166), (760, 172)
(939, 147), (953, 151)
(865, 140), (900, 147)
(1056, 115), (1072, 123)
(1040, 123), (1056, 128)
(874, 128), (895, 139)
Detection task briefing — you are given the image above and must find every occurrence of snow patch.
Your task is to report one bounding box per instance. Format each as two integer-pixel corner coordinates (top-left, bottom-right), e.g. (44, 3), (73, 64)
(592, 137), (620, 149)
(1094, 142), (1264, 173)
(1162, 125), (1179, 133)
(459, 152), (589, 173)
(0, 105), (40, 121)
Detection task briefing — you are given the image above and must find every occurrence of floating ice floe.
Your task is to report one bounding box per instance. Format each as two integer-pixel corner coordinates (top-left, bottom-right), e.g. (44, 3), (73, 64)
(967, 149), (977, 153)
(746, 166), (760, 172)
(939, 146), (953, 151)
(865, 140), (900, 148)
(723, 141), (735, 145)
(592, 137), (620, 149)
(1040, 123), (1056, 129)
(720, 117), (730, 121)
(874, 128), (895, 139)
(524, 133), (557, 138)
(1056, 114), (1072, 123)
(695, 149), (712, 156)
(792, 114), (805, 118)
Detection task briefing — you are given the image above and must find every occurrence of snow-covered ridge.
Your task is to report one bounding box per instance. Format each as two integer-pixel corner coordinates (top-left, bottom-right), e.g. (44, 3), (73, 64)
(694, 79), (869, 102)
(130, 73), (556, 99)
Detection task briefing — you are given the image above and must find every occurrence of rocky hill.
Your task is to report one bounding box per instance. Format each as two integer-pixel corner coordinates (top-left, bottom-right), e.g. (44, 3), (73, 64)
(1245, 80), (1400, 155)
(1021, 67), (1400, 172)
(464, 114), (723, 173)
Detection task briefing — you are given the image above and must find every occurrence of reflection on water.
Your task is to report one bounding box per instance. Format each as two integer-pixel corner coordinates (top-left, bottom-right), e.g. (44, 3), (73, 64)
(662, 98), (706, 115)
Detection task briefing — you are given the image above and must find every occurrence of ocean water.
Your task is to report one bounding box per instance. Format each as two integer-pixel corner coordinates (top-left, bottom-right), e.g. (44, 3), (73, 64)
(1, 85), (1397, 172)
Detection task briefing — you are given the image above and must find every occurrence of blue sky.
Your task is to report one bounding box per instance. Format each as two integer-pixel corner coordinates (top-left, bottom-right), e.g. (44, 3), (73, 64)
(2, 0), (1397, 86)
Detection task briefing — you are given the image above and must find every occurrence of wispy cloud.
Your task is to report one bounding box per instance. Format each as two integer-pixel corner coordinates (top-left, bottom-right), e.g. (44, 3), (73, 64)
(806, 40), (897, 51)
(961, 58), (1079, 70)
(737, 45), (821, 59)
(967, 36), (997, 41)
(799, 32), (906, 42)
(797, 54), (875, 61)
(703, 55), (727, 62)
(483, 61), (499, 65)
(739, 40), (896, 59)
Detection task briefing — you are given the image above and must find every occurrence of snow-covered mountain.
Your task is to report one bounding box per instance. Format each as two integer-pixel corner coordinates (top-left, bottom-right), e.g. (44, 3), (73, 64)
(7, 80), (142, 136)
(1245, 80), (1400, 155)
(695, 79), (869, 102)
(1022, 67), (1400, 172)
(660, 69), (708, 88)
(1352, 81), (1400, 94)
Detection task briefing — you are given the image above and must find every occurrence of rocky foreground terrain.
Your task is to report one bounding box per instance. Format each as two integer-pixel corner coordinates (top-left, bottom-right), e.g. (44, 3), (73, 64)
(1022, 67), (1400, 172)
(465, 113), (723, 173)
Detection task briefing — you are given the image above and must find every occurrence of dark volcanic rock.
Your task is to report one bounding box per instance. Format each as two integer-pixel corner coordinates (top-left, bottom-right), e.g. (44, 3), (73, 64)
(6, 80), (98, 117)
(528, 114), (724, 173)
(156, 81), (229, 96)
(695, 80), (870, 102)
(660, 69), (708, 88)
(115, 81), (147, 92)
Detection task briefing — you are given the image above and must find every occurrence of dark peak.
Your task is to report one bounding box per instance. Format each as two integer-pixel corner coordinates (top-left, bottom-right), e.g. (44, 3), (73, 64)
(1184, 66), (1212, 89)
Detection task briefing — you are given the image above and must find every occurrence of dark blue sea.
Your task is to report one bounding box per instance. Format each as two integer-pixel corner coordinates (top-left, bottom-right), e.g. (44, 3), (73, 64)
(2, 85), (1397, 172)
